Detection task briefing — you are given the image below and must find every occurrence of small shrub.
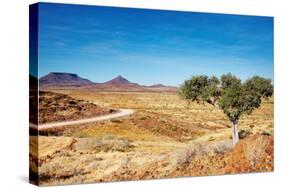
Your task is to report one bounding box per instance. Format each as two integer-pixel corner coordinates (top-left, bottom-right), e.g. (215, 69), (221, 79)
(77, 135), (134, 153)
(68, 100), (77, 105)
(212, 140), (232, 154)
(176, 144), (198, 165)
(176, 140), (232, 165)
(261, 130), (271, 136)
(243, 136), (270, 167)
(239, 129), (252, 139)
(171, 126), (177, 131)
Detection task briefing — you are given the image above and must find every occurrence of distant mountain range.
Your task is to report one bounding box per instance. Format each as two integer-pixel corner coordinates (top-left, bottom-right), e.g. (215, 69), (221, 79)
(39, 72), (178, 92)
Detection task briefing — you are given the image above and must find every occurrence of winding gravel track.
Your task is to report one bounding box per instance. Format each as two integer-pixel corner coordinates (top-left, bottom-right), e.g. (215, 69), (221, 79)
(29, 109), (134, 130)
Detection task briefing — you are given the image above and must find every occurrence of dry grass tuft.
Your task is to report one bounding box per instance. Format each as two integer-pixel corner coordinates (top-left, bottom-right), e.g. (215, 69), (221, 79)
(225, 134), (273, 173)
(175, 140), (232, 165)
(75, 135), (134, 153)
(243, 136), (270, 167)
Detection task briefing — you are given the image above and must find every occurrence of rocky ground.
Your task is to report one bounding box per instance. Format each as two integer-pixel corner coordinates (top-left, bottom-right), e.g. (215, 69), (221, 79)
(30, 91), (274, 186)
(39, 91), (115, 124)
(29, 134), (273, 186)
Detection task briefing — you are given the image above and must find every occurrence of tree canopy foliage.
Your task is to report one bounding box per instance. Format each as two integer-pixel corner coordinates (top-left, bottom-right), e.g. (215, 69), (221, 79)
(179, 73), (273, 123)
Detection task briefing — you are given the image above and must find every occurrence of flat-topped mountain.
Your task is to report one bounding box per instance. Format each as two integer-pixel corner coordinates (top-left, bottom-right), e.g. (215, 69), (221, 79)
(39, 72), (94, 88)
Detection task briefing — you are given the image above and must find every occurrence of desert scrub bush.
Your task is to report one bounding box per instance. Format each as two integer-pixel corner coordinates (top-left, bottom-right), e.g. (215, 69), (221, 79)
(249, 124), (255, 129)
(261, 129), (273, 136)
(170, 126), (177, 131)
(176, 140), (232, 165)
(175, 144), (198, 165)
(211, 140), (233, 154)
(243, 136), (270, 167)
(39, 157), (89, 180)
(238, 129), (252, 139)
(76, 135), (134, 152)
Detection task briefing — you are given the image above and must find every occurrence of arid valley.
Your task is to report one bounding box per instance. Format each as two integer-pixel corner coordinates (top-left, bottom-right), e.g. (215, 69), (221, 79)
(30, 73), (274, 186)
(29, 5), (274, 187)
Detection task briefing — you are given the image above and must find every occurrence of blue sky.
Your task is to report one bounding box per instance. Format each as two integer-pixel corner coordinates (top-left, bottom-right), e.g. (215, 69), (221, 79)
(38, 3), (273, 86)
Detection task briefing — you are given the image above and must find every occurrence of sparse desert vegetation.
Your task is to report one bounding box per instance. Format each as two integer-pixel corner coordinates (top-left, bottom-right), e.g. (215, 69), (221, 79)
(29, 4), (274, 186)
(30, 89), (273, 186)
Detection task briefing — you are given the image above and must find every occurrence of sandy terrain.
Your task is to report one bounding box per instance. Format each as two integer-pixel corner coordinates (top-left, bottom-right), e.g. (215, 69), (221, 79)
(30, 90), (274, 186)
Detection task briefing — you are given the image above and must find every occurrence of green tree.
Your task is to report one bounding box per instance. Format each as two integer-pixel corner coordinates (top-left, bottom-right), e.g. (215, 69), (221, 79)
(179, 73), (273, 146)
(178, 75), (208, 102)
(203, 76), (221, 105)
(244, 76), (273, 98)
(221, 73), (241, 89)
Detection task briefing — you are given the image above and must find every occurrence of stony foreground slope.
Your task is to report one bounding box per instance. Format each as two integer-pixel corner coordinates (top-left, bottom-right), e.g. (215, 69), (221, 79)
(30, 134), (273, 186)
(39, 91), (114, 124)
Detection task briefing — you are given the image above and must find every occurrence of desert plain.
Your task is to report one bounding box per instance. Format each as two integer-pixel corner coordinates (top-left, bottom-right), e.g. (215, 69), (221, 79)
(30, 87), (273, 186)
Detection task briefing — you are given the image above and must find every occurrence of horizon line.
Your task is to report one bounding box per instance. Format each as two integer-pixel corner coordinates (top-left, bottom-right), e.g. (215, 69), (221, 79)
(35, 71), (274, 87)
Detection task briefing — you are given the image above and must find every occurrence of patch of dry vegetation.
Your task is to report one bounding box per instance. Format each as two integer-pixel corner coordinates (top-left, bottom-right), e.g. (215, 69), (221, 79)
(175, 140), (233, 166)
(225, 134), (273, 173)
(32, 133), (273, 186)
(54, 91), (273, 142)
(171, 134), (273, 177)
(31, 135), (185, 186)
(33, 90), (273, 185)
(75, 135), (134, 152)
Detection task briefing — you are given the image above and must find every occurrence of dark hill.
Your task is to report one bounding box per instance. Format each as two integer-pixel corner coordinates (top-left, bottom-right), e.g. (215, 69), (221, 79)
(39, 72), (94, 88)
(93, 75), (143, 91)
(104, 75), (131, 85)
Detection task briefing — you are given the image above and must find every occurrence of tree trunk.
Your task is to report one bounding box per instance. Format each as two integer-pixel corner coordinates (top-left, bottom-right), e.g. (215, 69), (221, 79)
(232, 120), (239, 147)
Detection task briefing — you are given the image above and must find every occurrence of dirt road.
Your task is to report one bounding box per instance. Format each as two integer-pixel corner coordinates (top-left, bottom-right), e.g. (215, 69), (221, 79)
(30, 109), (134, 130)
